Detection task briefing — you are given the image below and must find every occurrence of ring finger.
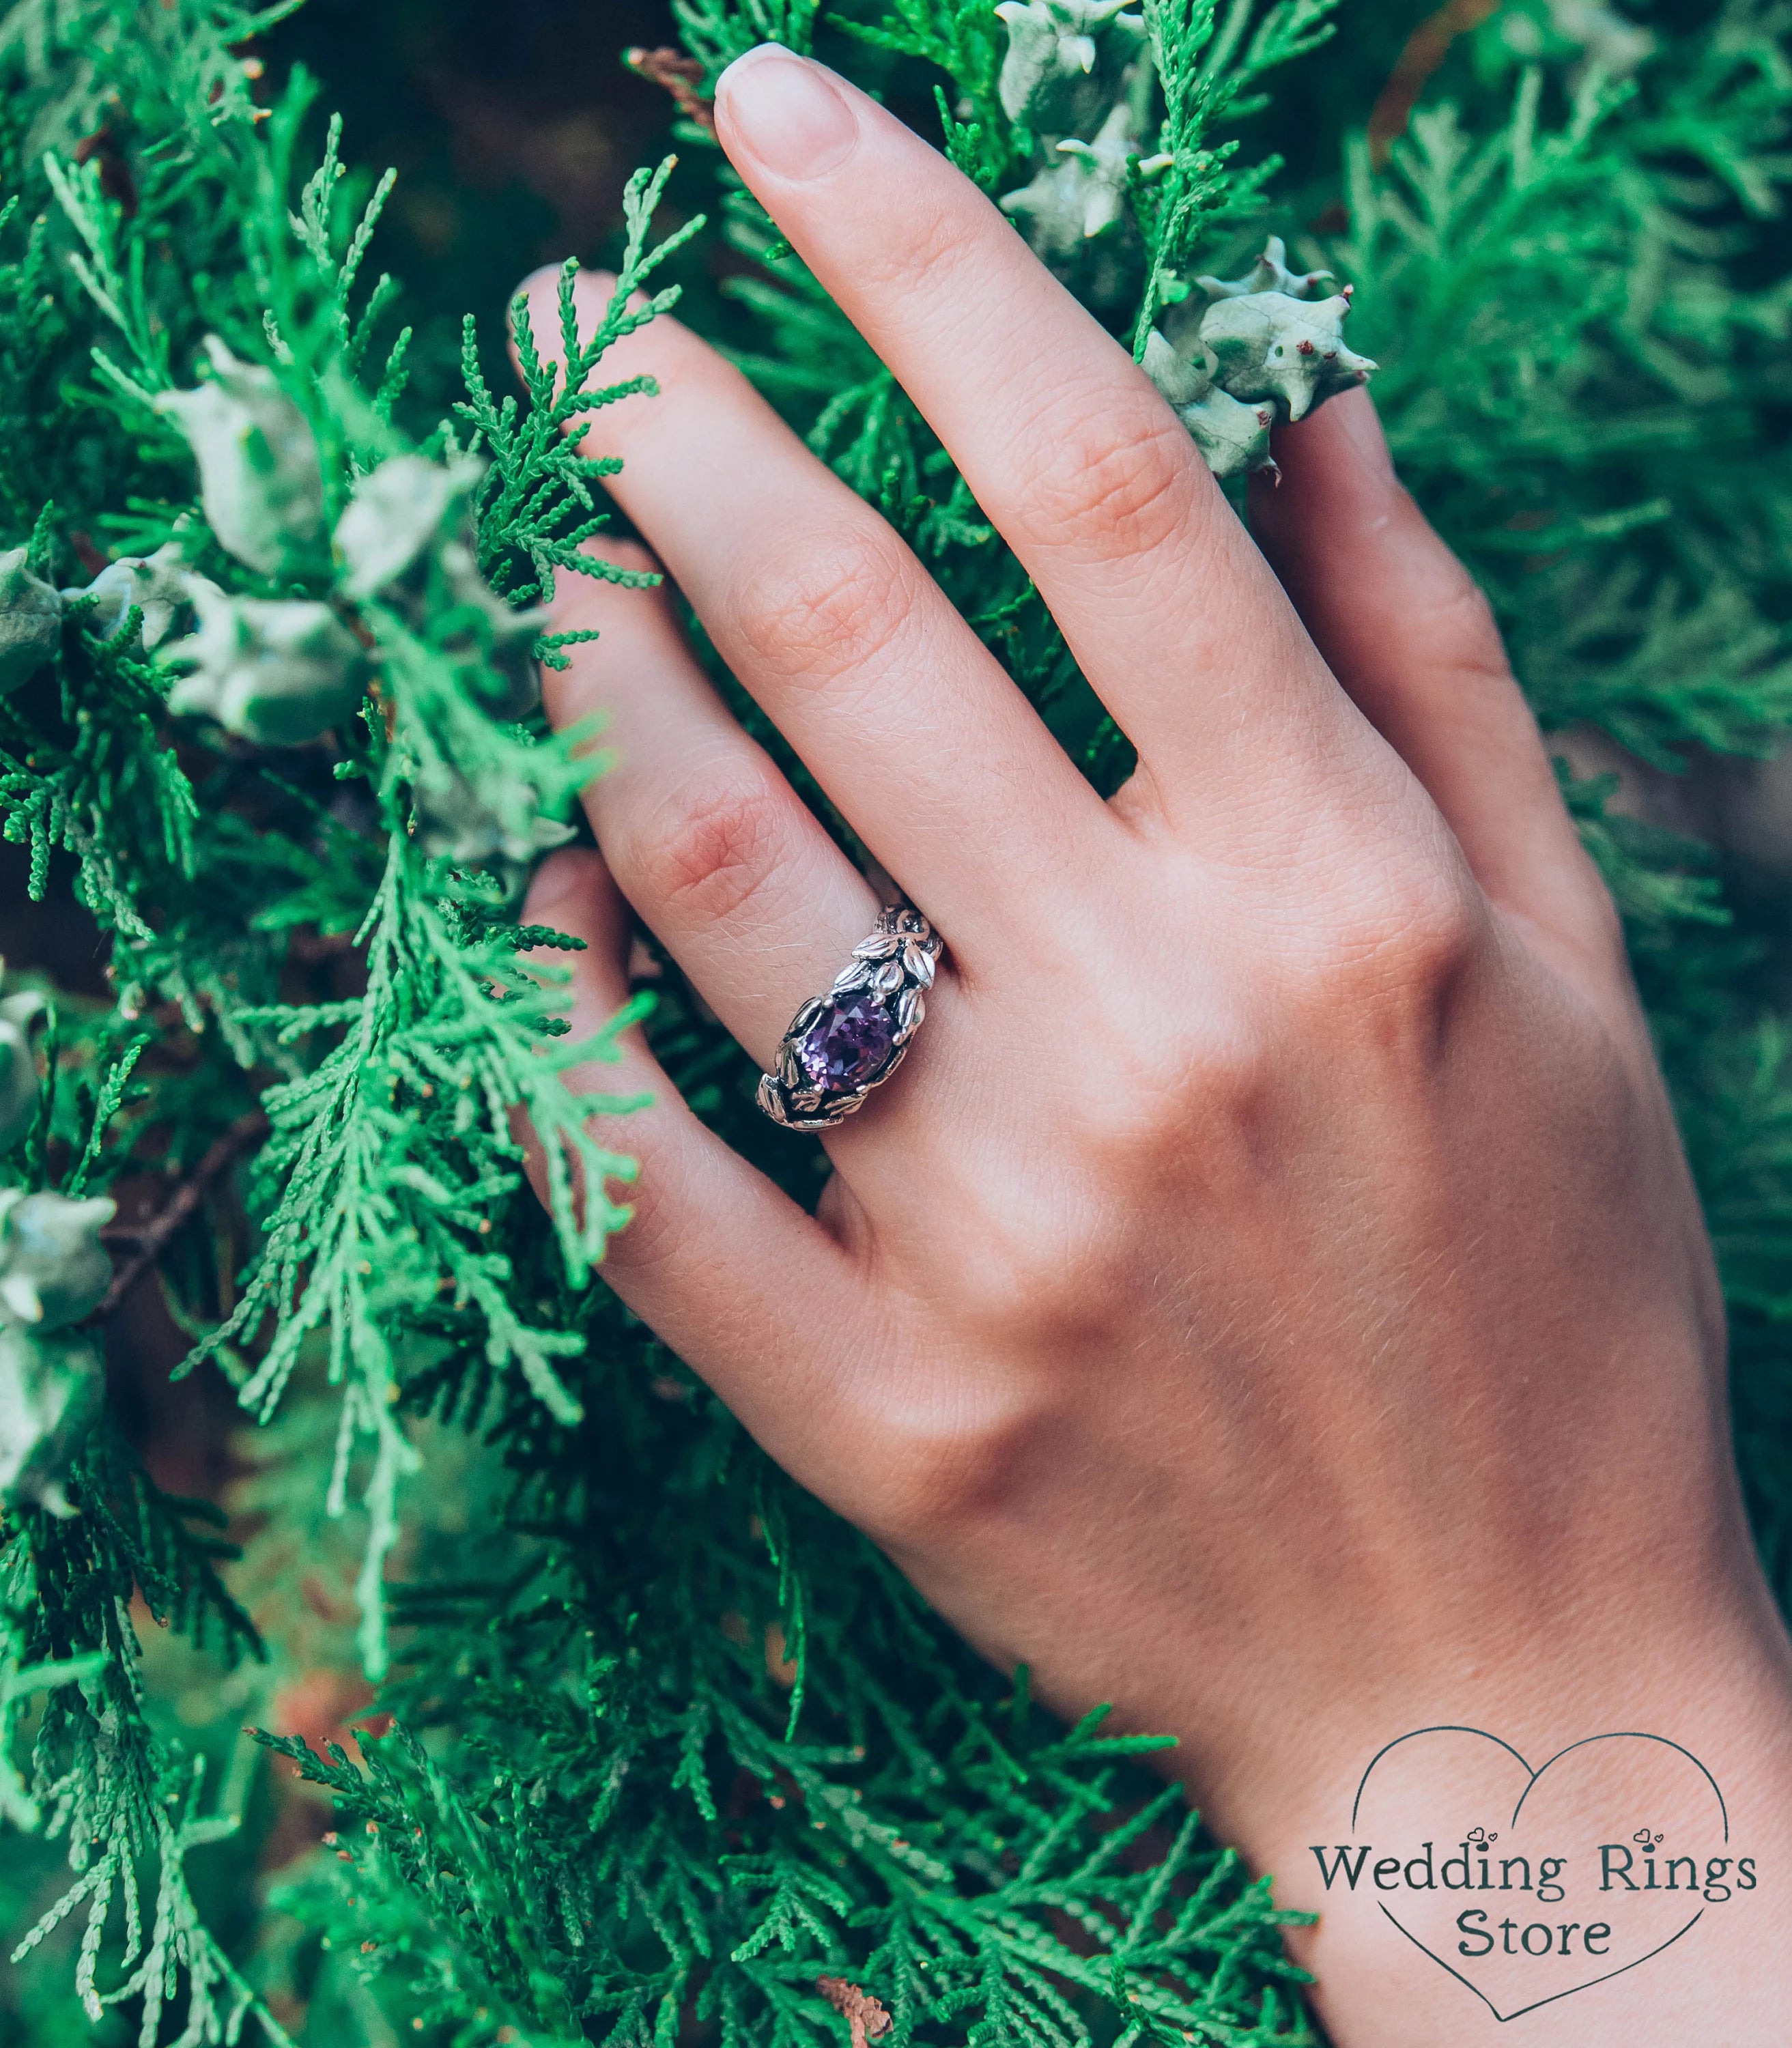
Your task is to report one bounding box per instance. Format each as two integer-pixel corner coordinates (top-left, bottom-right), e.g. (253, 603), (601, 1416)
(547, 544), (885, 1071)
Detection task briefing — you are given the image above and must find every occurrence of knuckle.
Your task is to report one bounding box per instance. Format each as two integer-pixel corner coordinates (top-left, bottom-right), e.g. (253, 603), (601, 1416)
(1298, 858), (1487, 1014)
(1395, 531), (1524, 698)
(1171, 1031), (1275, 1133)
(856, 193), (970, 297)
(1025, 395), (1200, 561)
(860, 1385), (1051, 1543)
(1419, 547), (1509, 666)
(1379, 875), (1485, 995)
(1255, 763), (1490, 1017)
(1047, 937), (1272, 1148)
(1083, 1019), (1275, 1189)
(627, 763), (791, 926)
(728, 528), (921, 685)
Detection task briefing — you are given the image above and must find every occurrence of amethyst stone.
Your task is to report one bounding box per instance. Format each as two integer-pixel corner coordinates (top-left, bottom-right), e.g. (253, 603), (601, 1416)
(794, 992), (896, 1092)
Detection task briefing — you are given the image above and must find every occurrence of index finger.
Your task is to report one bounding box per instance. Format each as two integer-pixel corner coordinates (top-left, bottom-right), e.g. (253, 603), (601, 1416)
(713, 45), (1368, 806)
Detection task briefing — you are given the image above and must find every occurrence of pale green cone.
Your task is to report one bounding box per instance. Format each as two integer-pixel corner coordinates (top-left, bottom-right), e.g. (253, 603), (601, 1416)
(0, 979), (46, 1157)
(0, 1190), (117, 1331)
(156, 337), (328, 577)
(995, 0), (1145, 136)
(1196, 235), (1337, 303)
(414, 769), (576, 868)
(1141, 330), (1275, 479)
(0, 1324), (105, 1516)
(165, 585), (368, 745)
(0, 547), (65, 695)
(1001, 98), (1170, 262)
(337, 452), (485, 600)
(63, 540), (193, 650)
(1197, 287), (1376, 423)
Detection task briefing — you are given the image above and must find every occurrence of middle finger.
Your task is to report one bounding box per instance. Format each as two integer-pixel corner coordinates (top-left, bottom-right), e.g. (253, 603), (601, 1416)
(711, 50), (1384, 828)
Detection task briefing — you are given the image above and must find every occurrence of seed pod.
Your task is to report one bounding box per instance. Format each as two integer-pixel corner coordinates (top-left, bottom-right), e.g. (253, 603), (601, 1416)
(336, 454), (485, 600)
(1002, 98), (1171, 262)
(1197, 289), (1376, 423)
(0, 1323), (105, 1517)
(414, 770), (576, 868)
(155, 338), (328, 576)
(1141, 330), (1275, 479)
(339, 458), (543, 717)
(1492, 0), (1655, 77)
(0, 1191), (117, 1330)
(437, 537), (551, 722)
(63, 541), (193, 650)
(165, 585), (368, 746)
(0, 547), (65, 695)
(995, 0), (1146, 137)
(0, 980), (46, 1157)
(1195, 236), (1337, 303)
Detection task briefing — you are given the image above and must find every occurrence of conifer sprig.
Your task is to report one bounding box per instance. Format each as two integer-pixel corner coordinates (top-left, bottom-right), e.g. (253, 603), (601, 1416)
(461, 158), (707, 608)
(1, 4), (690, 2030)
(4, 1426), (273, 2048)
(1130, 0), (1339, 353)
(3, 3), (1792, 2046)
(676, 0), (823, 77)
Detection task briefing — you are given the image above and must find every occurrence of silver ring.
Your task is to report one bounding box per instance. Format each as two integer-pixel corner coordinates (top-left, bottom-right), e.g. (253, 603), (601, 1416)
(757, 907), (944, 1131)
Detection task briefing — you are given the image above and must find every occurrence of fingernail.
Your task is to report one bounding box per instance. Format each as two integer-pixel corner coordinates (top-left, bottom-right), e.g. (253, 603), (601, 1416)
(717, 46), (859, 181)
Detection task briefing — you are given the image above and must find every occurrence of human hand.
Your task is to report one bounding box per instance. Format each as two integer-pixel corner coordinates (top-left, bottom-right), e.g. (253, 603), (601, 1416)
(515, 46), (1792, 2042)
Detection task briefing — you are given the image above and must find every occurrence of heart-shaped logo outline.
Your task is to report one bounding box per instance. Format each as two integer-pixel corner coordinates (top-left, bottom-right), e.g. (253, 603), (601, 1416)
(1350, 1726), (1729, 2023)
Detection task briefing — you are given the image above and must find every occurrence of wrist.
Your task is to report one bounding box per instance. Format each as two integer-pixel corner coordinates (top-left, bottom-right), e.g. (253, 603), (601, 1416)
(1238, 1570), (1792, 2043)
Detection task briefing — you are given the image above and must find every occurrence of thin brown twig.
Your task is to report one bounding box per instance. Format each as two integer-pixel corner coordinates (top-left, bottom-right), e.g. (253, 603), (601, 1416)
(625, 46), (718, 135)
(94, 1109), (269, 1322)
(1367, 0), (1503, 162)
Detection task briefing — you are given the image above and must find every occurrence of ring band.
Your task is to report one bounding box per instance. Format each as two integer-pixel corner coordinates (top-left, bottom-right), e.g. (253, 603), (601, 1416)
(757, 907), (944, 1131)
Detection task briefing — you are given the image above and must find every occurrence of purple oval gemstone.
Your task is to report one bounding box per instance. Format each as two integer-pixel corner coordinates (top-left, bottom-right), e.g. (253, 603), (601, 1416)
(795, 991), (896, 1092)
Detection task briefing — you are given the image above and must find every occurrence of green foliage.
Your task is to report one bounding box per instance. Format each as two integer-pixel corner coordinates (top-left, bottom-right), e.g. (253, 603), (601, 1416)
(0, 2), (700, 2037)
(677, 0), (823, 76)
(1130, 0), (1339, 346)
(4, 1421), (267, 2046)
(250, 1358), (1313, 2048)
(1, 0), (1791, 2045)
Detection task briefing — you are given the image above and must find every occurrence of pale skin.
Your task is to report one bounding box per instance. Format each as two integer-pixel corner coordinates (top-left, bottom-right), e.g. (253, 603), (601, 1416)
(515, 45), (1792, 2042)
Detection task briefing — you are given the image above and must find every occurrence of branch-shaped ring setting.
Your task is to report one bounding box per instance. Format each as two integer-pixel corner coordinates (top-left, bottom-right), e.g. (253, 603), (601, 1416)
(757, 908), (944, 1132)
